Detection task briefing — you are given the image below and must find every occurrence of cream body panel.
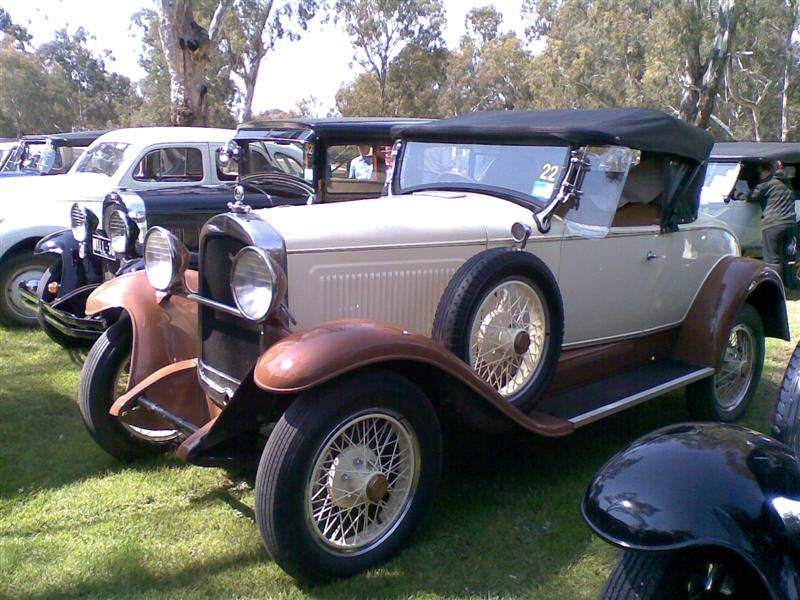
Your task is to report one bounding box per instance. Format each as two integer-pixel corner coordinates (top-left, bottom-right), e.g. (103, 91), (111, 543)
(275, 191), (564, 334)
(558, 224), (738, 345)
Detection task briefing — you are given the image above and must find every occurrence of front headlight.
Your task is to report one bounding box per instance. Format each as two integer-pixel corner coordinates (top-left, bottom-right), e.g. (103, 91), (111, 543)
(108, 209), (131, 255)
(70, 203), (97, 242)
(231, 246), (285, 321)
(144, 227), (189, 292)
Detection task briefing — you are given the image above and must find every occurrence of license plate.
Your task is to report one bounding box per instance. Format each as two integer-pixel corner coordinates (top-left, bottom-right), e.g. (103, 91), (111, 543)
(91, 235), (114, 260)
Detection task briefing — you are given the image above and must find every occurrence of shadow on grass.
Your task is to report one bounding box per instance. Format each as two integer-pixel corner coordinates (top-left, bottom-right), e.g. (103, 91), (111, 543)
(22, 546), (268, 600)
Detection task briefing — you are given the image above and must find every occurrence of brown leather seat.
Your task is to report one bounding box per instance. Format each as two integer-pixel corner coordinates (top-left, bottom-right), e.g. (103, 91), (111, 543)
(611, 202), (661, 227)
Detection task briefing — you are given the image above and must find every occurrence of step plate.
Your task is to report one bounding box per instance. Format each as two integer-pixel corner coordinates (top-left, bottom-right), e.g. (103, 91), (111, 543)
(537, 359), (714, 428)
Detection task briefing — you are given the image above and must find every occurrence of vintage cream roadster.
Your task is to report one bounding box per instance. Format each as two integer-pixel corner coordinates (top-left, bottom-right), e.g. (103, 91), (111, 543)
(76, 108), (789, 581)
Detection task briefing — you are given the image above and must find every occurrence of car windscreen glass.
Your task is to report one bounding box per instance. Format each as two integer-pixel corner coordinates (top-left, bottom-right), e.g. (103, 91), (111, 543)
(397, 142), (569, 206)
(565, 146), (638, 238)
(240, 140), (309, 181)
(1, 141), (52, 173)
(700, 162), (741, 205)
(73, 142), (132, 177)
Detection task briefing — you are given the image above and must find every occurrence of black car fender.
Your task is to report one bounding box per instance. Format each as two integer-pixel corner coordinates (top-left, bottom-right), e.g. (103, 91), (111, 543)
(582, 423), (800, 600)
(33, 229), (103, 293)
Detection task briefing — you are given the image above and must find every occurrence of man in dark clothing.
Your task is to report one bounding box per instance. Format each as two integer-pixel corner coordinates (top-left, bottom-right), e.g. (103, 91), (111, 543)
(735, 162), (796, 286)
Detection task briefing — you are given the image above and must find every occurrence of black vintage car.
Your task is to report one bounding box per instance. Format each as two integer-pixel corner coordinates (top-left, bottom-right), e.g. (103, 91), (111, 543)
(21, 117), (425, 348)
(583, 342), (800, 599)
(0, 130), (106, 178)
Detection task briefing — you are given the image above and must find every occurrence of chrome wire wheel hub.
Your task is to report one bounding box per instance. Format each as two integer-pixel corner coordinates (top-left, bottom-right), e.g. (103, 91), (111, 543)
(469, 280), (546, 398)
(5, 267), (45, 319)
(685, 560), (737, 599)
(715, 324), (755, 412)
(306, 413), (419, 553)
(114, 355), (178, 442)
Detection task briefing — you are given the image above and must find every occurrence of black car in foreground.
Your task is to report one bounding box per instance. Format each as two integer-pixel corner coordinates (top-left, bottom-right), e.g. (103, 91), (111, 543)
(583, 342), (800, 599)
(21, 117), (426, 348)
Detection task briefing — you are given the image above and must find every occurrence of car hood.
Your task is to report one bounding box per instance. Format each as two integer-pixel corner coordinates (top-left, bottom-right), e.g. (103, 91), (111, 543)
(256, 191), (537, 252)
(0, 172), (111, 206)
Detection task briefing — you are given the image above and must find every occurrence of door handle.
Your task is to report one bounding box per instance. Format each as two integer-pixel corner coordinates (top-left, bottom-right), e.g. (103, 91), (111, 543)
(645, 250), (662, 261)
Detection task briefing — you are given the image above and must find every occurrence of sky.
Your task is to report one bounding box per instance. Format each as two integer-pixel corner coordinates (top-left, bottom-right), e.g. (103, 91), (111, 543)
(3, 0), (529, 116)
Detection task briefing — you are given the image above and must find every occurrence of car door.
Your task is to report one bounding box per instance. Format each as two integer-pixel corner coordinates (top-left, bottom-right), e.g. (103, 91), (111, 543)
(557, 147), (659, 346)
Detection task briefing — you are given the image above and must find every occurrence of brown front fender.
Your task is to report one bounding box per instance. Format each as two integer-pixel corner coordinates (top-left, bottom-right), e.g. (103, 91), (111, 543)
(252, 320), (574, 438)
(673, 257), (789, 369)
(85, 270), (201, 407)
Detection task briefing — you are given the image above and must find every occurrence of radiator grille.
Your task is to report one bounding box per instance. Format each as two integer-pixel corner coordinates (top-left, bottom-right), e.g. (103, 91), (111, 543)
(199, 234), (261, 383)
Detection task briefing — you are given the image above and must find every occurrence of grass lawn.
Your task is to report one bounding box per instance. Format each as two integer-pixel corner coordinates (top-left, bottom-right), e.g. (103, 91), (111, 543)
(1, 295), (798, 600)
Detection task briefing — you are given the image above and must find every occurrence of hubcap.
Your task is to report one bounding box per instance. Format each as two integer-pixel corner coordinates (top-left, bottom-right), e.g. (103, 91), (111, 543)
(715, 323), (755, 412)
(469, 280), (547, 399)
(4, 266), (46, 319)
(306, 412), (419, 553)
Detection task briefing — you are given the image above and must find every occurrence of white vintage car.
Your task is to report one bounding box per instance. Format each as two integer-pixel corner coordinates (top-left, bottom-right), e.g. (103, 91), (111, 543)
(699, 142), (800, 252)
(0, 126), (234, 325)
(77, 108), (789, 582)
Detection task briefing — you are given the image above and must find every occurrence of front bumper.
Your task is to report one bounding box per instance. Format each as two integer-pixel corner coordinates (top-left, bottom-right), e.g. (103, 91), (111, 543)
(19, 281), (107, 341)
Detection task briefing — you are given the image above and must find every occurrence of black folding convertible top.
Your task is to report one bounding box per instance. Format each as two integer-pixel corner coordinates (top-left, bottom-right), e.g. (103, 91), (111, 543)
(394, 108), (714, 164)
(21, 130), (106, 147)
(237, 117), (429, 143)
(710, 142), (800, 163)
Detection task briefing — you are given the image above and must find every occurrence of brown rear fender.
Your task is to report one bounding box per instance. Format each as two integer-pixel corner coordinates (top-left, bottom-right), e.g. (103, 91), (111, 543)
(252, 319), (574, 438)
(85, 270), (199, 393)
(673, 257), (789, 369)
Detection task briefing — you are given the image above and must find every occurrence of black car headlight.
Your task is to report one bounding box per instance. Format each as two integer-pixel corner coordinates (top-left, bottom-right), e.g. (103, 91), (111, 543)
(230, 246), (286, 321)
(144, 227), (189, 292)
(108, 209), (132, 255)
(70, 203), (98, 242)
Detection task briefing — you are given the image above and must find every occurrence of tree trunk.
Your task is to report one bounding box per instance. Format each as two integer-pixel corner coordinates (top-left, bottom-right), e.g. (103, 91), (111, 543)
(679, 0), (737, 129)
(158, 0), (231, 126)
(782, 0), (797, 141)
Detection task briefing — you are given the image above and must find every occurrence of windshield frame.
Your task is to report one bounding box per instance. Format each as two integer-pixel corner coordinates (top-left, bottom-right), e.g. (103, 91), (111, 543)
(1, 140), (52, 174)
(392, 140), (573, 210)
(233, 132), (314, 184)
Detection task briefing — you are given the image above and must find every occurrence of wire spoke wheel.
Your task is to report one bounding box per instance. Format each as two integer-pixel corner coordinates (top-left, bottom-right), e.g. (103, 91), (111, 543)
(469, 279), (547, 398)
(305, 412), (420, 553)
(715, 324), (755, 413)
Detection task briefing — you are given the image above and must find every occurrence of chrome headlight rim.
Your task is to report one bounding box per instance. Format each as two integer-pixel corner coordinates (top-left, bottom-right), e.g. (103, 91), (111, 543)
(70, 203), (97, 243)
(230, 246), (285, 322)
(108, 209), (132, 256)
(143, 226), (189, 292)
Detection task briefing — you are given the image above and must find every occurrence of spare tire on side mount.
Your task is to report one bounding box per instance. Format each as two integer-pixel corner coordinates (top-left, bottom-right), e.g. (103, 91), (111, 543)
(432, 248), (563, 413)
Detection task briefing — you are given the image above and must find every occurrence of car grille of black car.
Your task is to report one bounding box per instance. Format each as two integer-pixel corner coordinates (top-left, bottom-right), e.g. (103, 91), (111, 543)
(70, 203), (84, 231)
(199, 234), (263, 385)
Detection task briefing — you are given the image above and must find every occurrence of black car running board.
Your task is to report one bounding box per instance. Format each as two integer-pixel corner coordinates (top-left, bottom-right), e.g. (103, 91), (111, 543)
(537, 359), (715, 428)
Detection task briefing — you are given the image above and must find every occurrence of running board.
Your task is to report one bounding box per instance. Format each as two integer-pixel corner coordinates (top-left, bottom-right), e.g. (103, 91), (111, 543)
(537, 359), (714, 428)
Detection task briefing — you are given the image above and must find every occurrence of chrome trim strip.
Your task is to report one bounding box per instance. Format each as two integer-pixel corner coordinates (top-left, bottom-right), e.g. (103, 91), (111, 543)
(569, 367), (715, 427)
(289, 239), (488, 254)
(561, 322), (681, 349)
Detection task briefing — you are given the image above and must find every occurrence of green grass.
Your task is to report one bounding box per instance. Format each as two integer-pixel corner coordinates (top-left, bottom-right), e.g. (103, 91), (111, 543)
(1, 296), (799, 600)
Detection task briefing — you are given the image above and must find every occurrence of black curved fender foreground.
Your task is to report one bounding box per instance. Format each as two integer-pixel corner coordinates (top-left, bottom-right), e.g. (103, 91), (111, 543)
(34, 228), (103, 294)
(581, 423), (800, 600)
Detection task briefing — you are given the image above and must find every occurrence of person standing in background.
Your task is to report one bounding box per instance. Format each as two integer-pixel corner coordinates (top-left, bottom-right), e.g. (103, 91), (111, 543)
(735, 162), (797, 287)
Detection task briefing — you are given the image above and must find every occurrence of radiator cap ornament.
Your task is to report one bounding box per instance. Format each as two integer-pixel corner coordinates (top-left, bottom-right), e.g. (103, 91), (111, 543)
(228, 185), (251, 214)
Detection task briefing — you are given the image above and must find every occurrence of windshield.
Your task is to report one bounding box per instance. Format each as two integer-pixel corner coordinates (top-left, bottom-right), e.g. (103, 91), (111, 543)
(72, 142), (132, 177)
(700, 162), (741, 204)
(397, 141), (570, 206)
(1, 141), (53, 174)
